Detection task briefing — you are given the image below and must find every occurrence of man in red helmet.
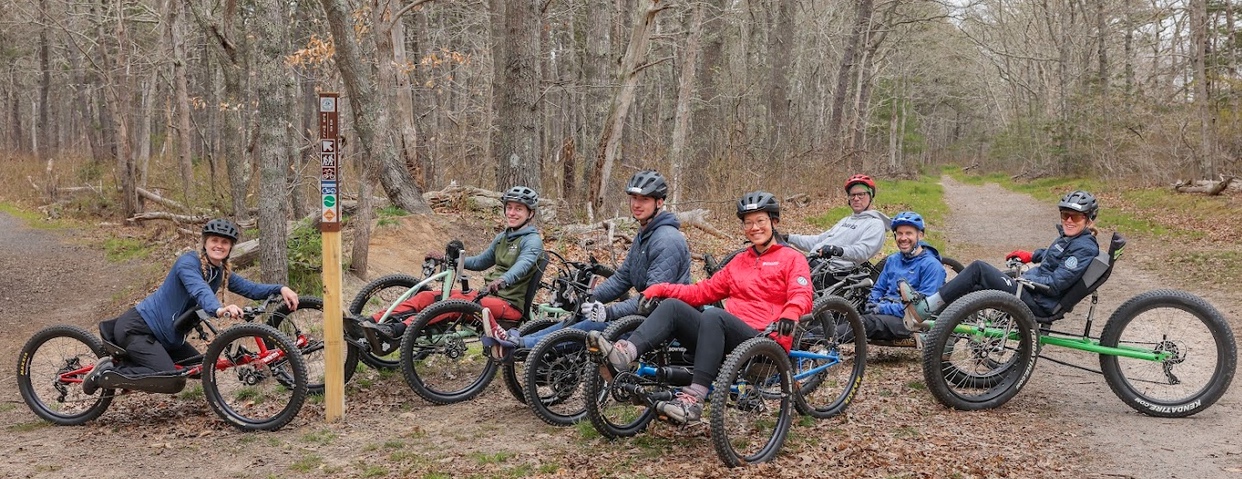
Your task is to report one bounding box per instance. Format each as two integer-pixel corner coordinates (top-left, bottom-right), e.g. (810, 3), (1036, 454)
(785, 174), (889, 272)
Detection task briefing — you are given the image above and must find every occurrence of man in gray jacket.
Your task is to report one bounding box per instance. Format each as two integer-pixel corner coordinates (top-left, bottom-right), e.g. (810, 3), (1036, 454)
(785, 174), (889, 271)
(507, 170), (691, 347)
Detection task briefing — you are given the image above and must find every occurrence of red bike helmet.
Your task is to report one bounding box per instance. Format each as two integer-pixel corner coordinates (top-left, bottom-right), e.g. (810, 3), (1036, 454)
(844, 174), (877, 197)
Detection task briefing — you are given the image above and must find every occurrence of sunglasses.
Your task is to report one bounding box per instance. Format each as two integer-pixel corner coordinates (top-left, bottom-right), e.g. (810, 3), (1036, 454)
(1060, 211), (1087, 222)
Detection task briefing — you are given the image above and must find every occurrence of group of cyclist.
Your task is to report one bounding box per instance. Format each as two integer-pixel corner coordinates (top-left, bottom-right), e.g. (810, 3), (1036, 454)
(86, 167), (1103, 429)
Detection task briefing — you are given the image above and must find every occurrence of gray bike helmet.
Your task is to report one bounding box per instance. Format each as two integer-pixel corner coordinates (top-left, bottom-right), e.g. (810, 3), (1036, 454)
(501, 186), (539, 210)
(1058, 190), (1098, 220)
(736, 191), (780, 220)
(625, 170), (669, 199)
(202, 218), (241, 242)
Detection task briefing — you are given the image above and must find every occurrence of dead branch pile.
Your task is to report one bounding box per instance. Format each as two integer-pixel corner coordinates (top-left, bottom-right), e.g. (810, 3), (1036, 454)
(1172, 175), (1240, 195)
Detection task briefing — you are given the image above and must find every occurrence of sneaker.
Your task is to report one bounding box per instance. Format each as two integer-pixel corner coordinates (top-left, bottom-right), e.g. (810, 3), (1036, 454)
(585, 331), (634, 374)
(82, 357), (113, 395)
(505, 328), (524, 349)
(365, 321), (404, 339)
(656, 391), (703, 424)
(897, 279), (933, 332)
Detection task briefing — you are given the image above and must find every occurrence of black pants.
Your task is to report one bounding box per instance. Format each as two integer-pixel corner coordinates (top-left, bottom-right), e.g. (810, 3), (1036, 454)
(836, 314), (910, 342)
(627, 299), (760, 387)
(108, 308), (200, 377)
(938, 260), (1047, 316)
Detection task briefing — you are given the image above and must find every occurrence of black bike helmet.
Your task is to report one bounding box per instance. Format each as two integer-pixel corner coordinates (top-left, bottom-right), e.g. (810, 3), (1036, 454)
(202, 218), (241, 242)
(736, 191), (780, 220)
(625, 170), (669, 199)
(501, 186), (539, 210)
(1058, 190), (1098, 220)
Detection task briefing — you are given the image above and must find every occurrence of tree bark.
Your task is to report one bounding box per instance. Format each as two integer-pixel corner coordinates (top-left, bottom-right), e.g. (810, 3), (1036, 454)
(168, 0), (194, 200)
(668, 1), (705, 210)
(318, 0), (431, 214)
(588, 0), (666, 217)
(490, 0), (542, 190)
(255, 0), (292, 284)
(828, 0), (872, 157)
(1191, 0), (1216, 178)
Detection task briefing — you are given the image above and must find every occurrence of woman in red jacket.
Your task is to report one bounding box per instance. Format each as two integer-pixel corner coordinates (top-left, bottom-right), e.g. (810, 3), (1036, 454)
(587, 191), (813, 424)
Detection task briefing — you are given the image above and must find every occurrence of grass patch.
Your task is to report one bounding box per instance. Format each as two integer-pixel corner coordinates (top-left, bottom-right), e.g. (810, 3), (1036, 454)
(470, 451), (515, 465)
(906, 380), (926, 391)
(0, 403), (16, 413)
(377, 205), (409, 227)
(8, 421), (49, 432)
(179, 384), (204, 401)
(358, 463), (388, 478)
(301, 428), (338, 445)
(574, 421), (601, 440)
(289, 454), (324, 473)
(536, 462), (560, 475)
(1170, 250), (1242, 286)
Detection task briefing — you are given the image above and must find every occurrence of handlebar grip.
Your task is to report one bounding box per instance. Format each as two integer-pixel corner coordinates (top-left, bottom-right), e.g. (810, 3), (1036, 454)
(1024, 281), (1052, 294)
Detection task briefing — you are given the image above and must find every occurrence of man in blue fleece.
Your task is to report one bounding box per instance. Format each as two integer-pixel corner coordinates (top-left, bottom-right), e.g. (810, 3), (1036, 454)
(837, 211), (945, 342)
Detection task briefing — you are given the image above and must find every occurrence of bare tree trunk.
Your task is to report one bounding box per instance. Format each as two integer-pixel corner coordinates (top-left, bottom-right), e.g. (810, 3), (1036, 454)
(668, 1), (704, 210)
(318, 0), (431, 214)
(101, 3), (138, 218)
(137, 74), (155, 187)
(588, 0), (666, 217)
(490, 0), (542, 190)
(829, 0), (872, 158)
(168, 0), (194, 200)
(376, 1), (426, 190)
(38, 0), (51, 162)
(766, 0), (792, 155)
(1191, 0), (1216, 178)
(255, 0), (291, 284)
(349, 168), (374, 279)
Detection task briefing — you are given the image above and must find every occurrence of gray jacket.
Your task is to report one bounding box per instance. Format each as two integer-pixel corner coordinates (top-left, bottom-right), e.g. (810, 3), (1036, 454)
(593, 211), (692, 320)
(787, 209), (890, 271)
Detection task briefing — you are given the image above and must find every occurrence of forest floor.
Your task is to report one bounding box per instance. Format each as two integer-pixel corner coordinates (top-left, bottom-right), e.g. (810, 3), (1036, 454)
(0, 176), (1239, 478)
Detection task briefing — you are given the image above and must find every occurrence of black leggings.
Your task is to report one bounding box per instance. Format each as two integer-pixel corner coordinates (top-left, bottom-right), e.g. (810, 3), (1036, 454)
(108, 308), (200, 377)
(938, 260), (1046, 316)
(626, 299), (760, 387)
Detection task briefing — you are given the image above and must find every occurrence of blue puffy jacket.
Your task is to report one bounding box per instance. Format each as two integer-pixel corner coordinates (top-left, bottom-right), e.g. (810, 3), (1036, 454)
(1024, 225), (1099, 315)
(868, 242), (946, 318)
(593, 211), (691, 320)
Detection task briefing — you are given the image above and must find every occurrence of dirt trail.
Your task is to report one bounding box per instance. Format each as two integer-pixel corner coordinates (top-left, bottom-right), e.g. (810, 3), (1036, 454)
(939, 176), (1242, 479)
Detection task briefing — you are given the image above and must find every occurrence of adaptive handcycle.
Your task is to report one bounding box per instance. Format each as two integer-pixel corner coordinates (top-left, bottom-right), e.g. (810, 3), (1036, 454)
(16, 294), (310, 431)
(917, 232), (1237, 417)
(582, 295), (868, 467)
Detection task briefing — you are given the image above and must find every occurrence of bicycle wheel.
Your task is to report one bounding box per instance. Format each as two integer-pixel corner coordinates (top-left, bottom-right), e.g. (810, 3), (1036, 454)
(524, 327), (592, 426)
(710, 337), (794, 467)
(921, 290), (1039, 411)
(16, 325), (114, 426)
(348, 273), (428, 370)
(1099, 289), (1237, 418)
(203, 323), (308, 432)
(502, 317), (560, 404)
(399, 300), (498, 404)
(795, 295), (866, 418)
(268, 296), (359, 395)
(584, 315), (660, 439)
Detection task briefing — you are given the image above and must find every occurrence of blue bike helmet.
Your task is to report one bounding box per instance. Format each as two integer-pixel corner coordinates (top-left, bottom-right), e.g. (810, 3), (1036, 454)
(890, 211), (925, 232)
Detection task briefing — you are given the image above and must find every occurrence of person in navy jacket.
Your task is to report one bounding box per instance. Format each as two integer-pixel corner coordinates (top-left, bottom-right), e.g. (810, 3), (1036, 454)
(838, 211), (945, 342)
(901, 190), (1101, 329)
(587, 191), (813, 424)
(83, 219), (298, 394)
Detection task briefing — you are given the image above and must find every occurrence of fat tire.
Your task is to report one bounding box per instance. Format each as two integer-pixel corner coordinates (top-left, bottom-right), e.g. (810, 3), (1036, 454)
(710, 337), (794, 467)
(1099, 289), (1237, 418)
(921, 290), (1039, 411)
(399, 300), (498, 404)
(584, 315), (658, 439)
(16, 325), (114, 426)
(203, 323), (308, 431)
(348, 273), (426, 370)
(269, 296), (358, 394)
(502, 317), (561, 403)
(524, 327), (591, 426)
(795, 295), (866, 418)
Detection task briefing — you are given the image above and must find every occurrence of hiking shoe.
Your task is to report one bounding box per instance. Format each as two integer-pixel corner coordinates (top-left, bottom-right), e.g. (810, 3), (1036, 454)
(656, 391), (703, 424)
(897, 279), (933, 332)
(585, 331), (634, 374)
(505, 328), (524, 349)
(82, 357), (113, 395)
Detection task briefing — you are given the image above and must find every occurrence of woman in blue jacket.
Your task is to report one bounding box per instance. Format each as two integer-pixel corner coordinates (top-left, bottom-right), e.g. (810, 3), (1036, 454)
(83, 219), (299, 394)
(902, 190), (1100, 329)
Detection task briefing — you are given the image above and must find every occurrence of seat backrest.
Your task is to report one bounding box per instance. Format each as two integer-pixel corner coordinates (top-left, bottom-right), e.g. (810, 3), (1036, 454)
(521, 253), (551, 321)
(1051, 231), (1125, 315)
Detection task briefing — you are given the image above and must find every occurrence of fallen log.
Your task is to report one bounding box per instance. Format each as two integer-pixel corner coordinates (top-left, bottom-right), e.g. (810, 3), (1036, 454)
(1172, 175), (1241, 195)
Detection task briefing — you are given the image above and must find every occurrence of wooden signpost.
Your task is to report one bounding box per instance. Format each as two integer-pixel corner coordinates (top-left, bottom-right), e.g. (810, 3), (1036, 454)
(318, 93), (345, 421)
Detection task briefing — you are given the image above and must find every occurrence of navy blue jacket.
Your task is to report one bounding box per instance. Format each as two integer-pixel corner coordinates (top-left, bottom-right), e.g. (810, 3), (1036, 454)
(869, 242), (946, 317)
(1024, 225), (1100, 315)
(136, 252), (284, 349)
(593, 211), (691, 319)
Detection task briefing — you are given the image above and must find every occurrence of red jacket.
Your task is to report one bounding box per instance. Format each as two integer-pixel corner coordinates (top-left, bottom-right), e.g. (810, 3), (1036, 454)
(659, 243), (813, 331)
